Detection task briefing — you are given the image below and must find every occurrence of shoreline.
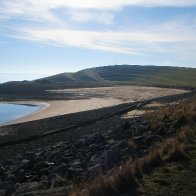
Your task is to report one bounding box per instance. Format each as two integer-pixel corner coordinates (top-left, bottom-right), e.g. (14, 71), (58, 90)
(0, 101), (49, 126)
(0, 85), (189, 126)
(0, 91), (193, 146)
(2, 98), (122, 126)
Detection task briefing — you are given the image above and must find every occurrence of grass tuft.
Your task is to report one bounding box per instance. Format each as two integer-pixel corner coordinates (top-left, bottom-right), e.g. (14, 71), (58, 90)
(164, 141), (190, 162)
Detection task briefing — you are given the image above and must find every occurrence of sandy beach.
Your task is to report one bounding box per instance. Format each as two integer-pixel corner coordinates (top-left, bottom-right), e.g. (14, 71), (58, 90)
(48, 85), (188, 101)
(4, 85), (188, 125)
(8, 98), (122, 124)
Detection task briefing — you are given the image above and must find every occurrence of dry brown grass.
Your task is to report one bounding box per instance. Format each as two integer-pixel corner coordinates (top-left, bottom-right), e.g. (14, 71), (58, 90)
(164, 142), (189, 162)
(163, 124), (195, 162)
(127, 139), (136, 149)
(70, 145), (190, 196)
(145, 98), (196, 131)
(70, 138), (187, 196)
(70, 98), (195, 196)
(177, 126), (194, 143)
(70, 163), (138, 196)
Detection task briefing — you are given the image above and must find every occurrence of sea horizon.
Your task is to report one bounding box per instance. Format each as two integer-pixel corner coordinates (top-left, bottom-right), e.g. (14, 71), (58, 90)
(0, 73), (49, 83)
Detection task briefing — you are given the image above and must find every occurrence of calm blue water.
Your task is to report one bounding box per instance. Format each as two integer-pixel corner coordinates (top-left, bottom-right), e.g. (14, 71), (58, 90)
(0, 103), (39, 125)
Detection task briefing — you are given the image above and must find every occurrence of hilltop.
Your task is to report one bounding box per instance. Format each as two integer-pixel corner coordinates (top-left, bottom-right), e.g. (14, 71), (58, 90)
(0, 65), (195, 97)
(36, 65), (196, 88)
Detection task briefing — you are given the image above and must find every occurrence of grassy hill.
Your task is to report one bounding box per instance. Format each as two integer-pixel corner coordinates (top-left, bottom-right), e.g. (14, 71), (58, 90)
(0, 65), (195, 95)
(84, 65), (196, 87)
(36, 65), (196, 88)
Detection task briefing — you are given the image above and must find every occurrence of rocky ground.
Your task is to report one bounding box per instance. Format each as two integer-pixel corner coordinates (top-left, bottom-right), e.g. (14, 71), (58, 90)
(0, 92), (194, 195)
(0, 116), (157, 195)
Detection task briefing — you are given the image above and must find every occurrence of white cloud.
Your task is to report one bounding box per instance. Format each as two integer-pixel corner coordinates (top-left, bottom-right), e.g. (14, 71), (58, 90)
(0, 1), (60, 23)
(0, 0), (196, 64)
(11, 24), (196, 56)
(2, 0), (196, 10)
(1, 0), (196, 24)
(13, 28), (139, 54)
(68, 10), (114, 25)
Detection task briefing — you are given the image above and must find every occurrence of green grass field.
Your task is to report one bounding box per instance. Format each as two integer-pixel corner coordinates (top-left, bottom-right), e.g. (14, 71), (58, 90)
(41, 65), (196, 88)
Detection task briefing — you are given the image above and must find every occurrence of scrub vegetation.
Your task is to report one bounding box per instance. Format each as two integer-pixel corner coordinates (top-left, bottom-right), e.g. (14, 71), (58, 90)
(70, 98), (196, 196)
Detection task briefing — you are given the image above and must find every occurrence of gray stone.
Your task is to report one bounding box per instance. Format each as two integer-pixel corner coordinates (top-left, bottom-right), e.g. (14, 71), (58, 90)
(88, 134), (106, 145)
(0, 189), (6, 196)
(22, 159), (30, 164)
(107, 139), (116, 145)
(0, 164), (6, 173)
(53, 163), (67, 174)
(16, 154), (23, 160)
(39, 175), (49, 188)
(88, 164), (106, 173)
(133, 135), (145, 144)
(67, 167), (84, 178)
(25, 151), (34, 159)
(13, 183), (21, 191)
(145, 135), (162, 146)
(117, 140), (128, 148)
(71, 160), (82, 168)
(34, 162), (49, 171)
(121, 122), (130, 130)
(6, 174), (16, 182)
(137, 125), (149, 134)
(52, 141), (64, 149)
(35, 151), (42, 157)
(89, 155), (101, 166)
(64, 151), (71, 156)
(15, 169), (26, 182)
(75, 151), (83, 160)
(49, 149), (61, 160)
(38, 168), (49, 176)
(50, 175), (66, 189)
(1, 182), (15, 195)
(14, 182), (39, 195)
(104, 149), (121, 169)
(89, 144), (100, 153)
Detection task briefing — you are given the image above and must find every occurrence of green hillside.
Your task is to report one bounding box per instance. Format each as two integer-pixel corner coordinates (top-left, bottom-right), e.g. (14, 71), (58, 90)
(85, 65), (196, 87)
(0, 65), (195, 95)
(35, 65), (196, 88)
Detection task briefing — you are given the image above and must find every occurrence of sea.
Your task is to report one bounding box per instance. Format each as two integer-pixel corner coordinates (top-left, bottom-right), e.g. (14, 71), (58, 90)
(0, 103), (39, 125)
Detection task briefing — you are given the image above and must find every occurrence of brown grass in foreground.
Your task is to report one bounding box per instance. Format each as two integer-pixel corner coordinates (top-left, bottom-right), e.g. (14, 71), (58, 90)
(70, 98), (195, 196)
(145, 97), (196, 130)
(70, 136), (190, 196)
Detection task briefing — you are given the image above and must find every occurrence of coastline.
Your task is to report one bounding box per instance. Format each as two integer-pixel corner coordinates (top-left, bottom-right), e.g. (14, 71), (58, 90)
(0, 101), (49, 126)
(3, 98), (122, 125)
(0, 85), (189, 126)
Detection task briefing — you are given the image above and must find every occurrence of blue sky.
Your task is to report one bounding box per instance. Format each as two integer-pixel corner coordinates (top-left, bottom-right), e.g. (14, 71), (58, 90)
(0, 0), (196, 82)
